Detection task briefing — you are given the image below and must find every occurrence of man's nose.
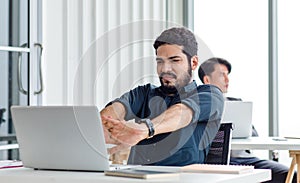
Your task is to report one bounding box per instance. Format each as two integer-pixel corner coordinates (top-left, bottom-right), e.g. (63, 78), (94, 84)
(161, 62), (172, 72)
(224, 74), (229, 83)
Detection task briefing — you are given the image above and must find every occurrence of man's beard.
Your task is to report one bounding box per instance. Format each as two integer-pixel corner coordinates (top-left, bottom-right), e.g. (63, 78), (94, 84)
(159, 79), (178, 95)
(159, 68), (192, 95)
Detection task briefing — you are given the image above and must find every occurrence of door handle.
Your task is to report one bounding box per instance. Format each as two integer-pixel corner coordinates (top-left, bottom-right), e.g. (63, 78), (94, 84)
(34, 43), (43, 95)
(17, 43), (28, 95)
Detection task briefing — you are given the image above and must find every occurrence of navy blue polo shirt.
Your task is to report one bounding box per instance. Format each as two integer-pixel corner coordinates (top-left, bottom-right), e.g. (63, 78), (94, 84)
(109, 81), (224, 166)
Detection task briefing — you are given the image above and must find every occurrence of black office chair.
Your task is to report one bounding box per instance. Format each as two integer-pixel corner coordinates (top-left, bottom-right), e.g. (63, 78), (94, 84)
(205, 123), (233, 165)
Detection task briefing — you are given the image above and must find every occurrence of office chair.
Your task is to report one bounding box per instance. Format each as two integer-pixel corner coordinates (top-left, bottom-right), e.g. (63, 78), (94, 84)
(205, 123), (233, 165)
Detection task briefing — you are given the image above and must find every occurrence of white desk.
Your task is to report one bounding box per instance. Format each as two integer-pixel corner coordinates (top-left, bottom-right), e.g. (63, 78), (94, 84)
(231, 136), (300, 183)
(0, 134), (18, 151)
(0, 167), (270, 183)
(0, 144), (19, 151)
(231, 137), (300, 150)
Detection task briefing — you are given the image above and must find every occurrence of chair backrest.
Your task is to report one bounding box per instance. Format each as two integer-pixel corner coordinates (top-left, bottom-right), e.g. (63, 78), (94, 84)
(205, 123), (233, 165)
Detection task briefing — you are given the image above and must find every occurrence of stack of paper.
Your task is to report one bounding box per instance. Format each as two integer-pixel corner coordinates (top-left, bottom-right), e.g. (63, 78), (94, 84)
(181, 164), (254, 174)
(105, 169), (179, 179)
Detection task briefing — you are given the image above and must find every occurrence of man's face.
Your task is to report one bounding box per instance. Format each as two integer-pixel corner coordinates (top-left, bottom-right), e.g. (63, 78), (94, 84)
(206, 64), (229, 93)
(156, 44), (196, 93)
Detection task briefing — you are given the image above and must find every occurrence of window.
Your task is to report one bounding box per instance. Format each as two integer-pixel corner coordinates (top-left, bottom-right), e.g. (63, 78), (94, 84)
(194, 0), (269, 137)
(0, 0), (42, 160)
(277, 0), (300, 164)
(278, 0), (300, 138)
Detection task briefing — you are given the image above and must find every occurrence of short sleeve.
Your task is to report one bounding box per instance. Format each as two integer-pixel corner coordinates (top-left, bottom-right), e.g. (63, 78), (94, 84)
(107, 84), (153, 120)
(181, 85), (224, 124)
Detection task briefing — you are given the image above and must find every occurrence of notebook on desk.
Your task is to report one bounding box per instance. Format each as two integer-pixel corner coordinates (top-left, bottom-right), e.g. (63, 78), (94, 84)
(221, 101), (253, 139)
(11, 105), (136, 172)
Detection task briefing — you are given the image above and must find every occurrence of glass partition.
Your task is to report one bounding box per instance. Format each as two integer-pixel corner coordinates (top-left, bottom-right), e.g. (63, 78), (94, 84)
(0, 0), (29, 160)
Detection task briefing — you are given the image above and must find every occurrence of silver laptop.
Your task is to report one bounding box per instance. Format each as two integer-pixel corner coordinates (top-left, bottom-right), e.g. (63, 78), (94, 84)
(11, 105), (131, 171)
(221, 101), (253, 139)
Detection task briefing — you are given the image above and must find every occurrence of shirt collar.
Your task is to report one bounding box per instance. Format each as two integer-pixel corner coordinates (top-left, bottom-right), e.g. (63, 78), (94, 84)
(181, 80), (197, 93)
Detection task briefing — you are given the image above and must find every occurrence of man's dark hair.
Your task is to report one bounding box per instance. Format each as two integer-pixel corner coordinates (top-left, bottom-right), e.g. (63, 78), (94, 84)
(153, 27), (198, 59)
(198, 57), (232, 83)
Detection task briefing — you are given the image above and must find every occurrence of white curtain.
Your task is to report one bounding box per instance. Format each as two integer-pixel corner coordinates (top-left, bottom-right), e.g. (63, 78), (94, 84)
(42, 0), (185, 108)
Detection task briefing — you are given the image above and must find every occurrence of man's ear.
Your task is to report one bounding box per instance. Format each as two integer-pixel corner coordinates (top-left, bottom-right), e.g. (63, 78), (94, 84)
(191, 55), (199, 70)
(203, 75), (210, 84)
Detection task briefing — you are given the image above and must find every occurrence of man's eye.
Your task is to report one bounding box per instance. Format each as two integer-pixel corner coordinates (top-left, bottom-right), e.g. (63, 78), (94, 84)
(171, 59), (180, 62)
(156, 59), (163, 63)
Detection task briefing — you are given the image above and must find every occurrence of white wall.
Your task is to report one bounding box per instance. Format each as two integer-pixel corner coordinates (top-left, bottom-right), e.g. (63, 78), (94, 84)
(42, 0), (185, 109)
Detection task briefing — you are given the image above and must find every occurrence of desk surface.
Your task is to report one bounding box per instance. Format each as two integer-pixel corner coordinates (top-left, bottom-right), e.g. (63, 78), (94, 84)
(0, 167), (271, 183)
(231, 137), (300, 150)
(0, 144), (19, 151)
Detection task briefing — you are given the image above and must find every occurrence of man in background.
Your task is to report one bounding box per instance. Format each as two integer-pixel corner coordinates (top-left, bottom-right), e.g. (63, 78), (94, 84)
(198, 57), (296, 183)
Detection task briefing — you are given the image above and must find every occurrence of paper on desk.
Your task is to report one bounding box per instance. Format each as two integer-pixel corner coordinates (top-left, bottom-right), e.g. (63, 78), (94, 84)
(181, 164), (254, 174)
(284, 137), (300, 140)
(0, 160), (23, 169)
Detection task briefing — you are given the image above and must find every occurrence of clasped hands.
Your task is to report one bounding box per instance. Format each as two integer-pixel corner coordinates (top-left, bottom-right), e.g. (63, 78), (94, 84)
(101, 116), (148, 155)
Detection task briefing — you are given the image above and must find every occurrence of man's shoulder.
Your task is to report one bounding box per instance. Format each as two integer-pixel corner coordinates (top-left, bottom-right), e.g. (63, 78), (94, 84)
(132, 83), (158, 91)
(197, 84), (223, 93)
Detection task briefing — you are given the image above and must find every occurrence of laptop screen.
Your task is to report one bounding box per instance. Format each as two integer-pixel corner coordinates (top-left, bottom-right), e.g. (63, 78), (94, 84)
(221, 101), (253, 139)
(11, 106), (111, 171)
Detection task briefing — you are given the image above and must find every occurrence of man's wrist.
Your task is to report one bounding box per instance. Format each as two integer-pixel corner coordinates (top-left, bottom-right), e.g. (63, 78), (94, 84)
(136, 118), (155, 138)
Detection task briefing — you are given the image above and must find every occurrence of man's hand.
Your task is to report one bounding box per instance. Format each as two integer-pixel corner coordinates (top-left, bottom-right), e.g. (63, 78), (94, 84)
(101, 116), (120, 145)
(108, 144), (131, 155)
(102, 116), (148, 154)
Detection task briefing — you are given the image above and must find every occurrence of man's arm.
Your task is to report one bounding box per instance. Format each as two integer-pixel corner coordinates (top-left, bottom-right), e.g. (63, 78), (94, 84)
(151, 103), (193, 135)
(103, 103), (193, 154)
(100, 102), (126, 121)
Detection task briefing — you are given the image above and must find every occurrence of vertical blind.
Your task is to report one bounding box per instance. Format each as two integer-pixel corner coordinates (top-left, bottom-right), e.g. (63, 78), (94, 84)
(43, 0), (185, 107)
